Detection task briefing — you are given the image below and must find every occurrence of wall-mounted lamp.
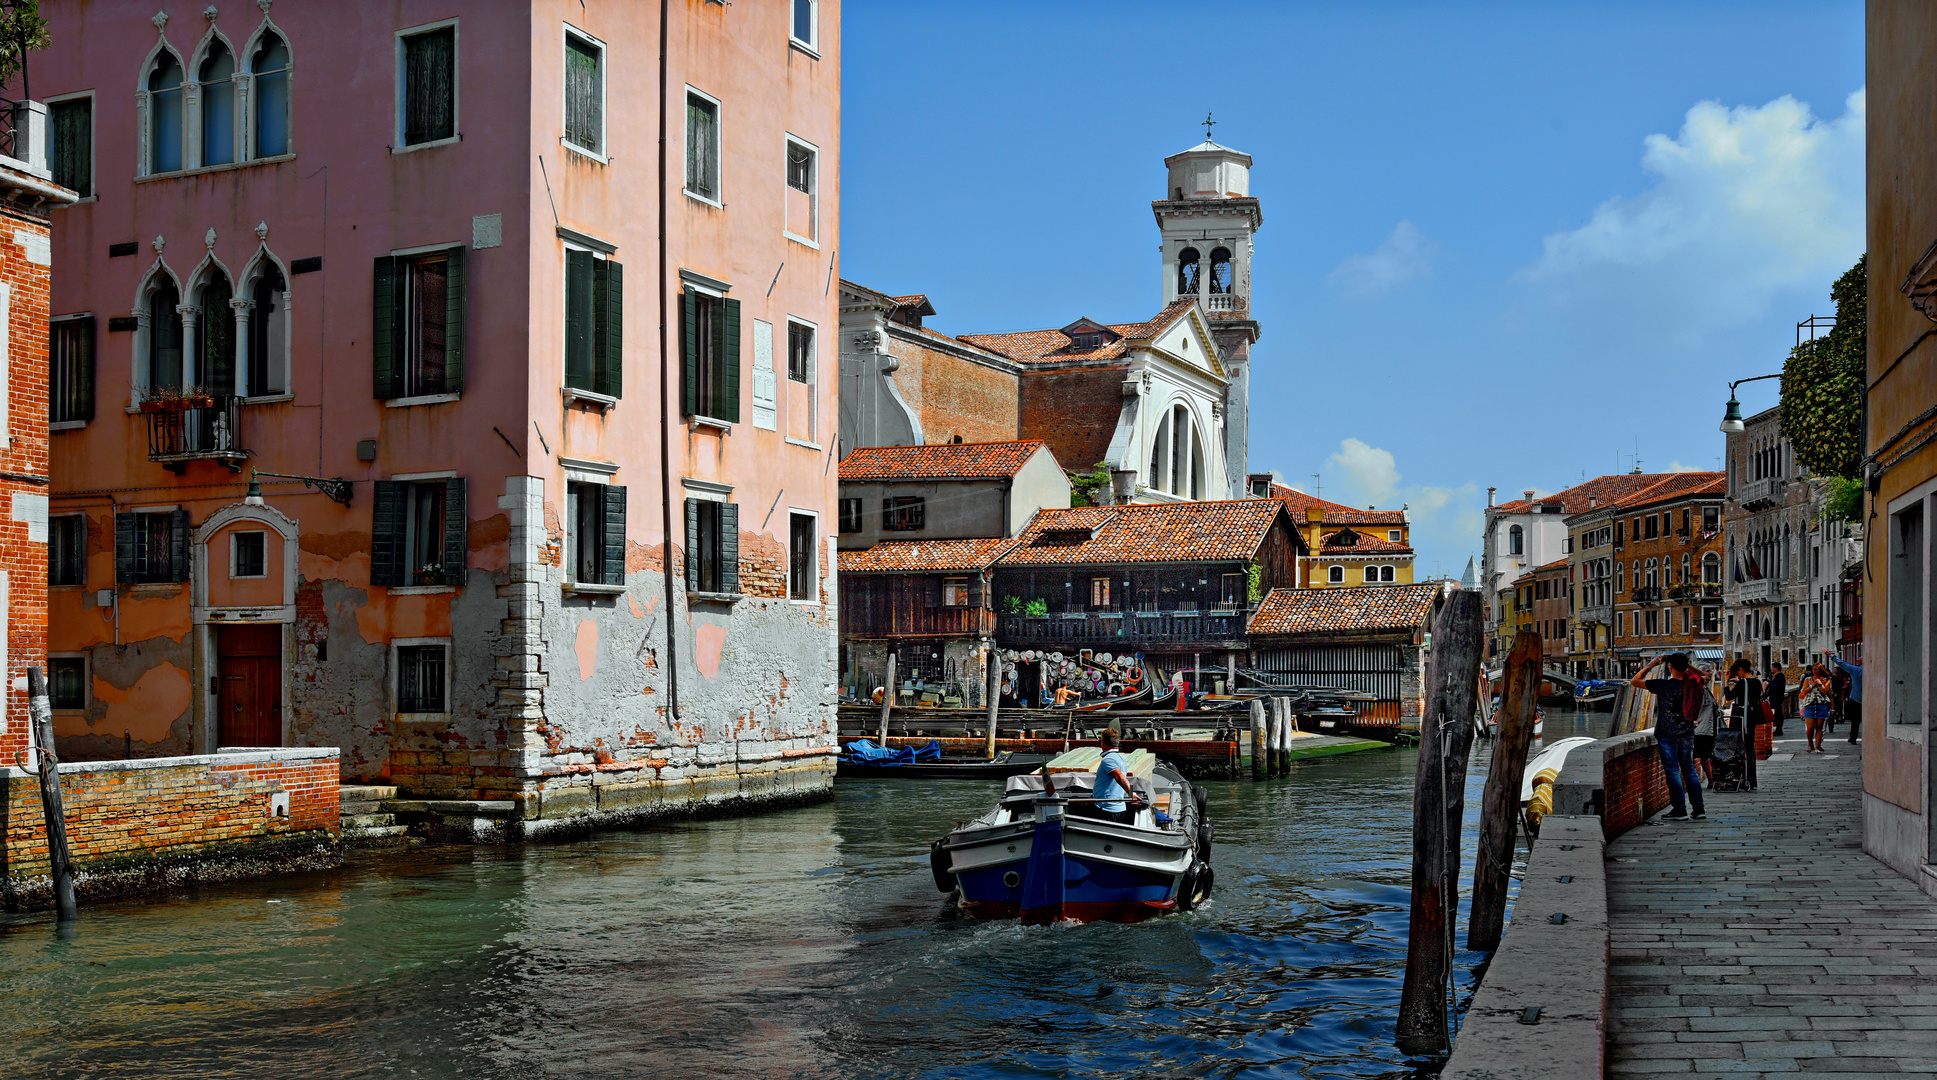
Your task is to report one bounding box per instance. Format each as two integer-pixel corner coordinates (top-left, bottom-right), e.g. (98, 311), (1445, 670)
(1719, 373), (1781, 434)
(245, 467), (355, 507)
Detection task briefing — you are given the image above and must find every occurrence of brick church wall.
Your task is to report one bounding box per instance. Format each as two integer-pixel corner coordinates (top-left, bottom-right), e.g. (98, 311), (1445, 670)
(1019, 363), (1130, 474)
(887, 331), (1020, 445)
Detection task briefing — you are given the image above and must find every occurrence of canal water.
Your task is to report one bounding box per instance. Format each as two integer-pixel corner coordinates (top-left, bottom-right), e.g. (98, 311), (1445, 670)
(0, 711), (1610, 1080)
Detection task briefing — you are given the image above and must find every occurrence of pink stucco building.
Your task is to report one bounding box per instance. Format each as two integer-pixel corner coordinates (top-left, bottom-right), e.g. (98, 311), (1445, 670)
(31, 0), (841, 832)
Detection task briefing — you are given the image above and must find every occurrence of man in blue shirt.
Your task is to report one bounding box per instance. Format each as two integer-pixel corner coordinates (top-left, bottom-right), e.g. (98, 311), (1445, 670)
(1070, 729), (1140, 825)
(1832, 655), (1863, 744)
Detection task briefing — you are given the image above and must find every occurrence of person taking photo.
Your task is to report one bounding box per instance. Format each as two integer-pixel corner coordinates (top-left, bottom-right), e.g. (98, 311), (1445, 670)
(1630, 652), (1707, 820)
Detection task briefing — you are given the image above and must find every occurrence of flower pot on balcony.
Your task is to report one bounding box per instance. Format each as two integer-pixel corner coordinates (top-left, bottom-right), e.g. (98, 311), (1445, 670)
(139, 394), (215, 413)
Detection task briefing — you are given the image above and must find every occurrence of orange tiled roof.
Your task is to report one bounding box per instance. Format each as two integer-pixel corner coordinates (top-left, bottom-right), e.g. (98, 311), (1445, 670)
(1534, 557), (1571, 572)
(839, 537), (1020, 573)
(1493, 473), (1682, 516)
(1247, 584), (1444, 636)
(1607, 472), (1727, 510)
(1270, 483), (1408, 526)
(1000, 499), (1293, 566)
(839, 441), (1048, 481)
(890, 293), (935, 315)
(960, 299), (1197, 365)
(1318, 529), (1414, 555)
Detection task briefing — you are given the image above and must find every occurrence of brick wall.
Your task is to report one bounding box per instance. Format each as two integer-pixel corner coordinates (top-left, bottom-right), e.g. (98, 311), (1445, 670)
(2, 747), (341, 907)
(0, 204), (51, 769)
(1018, 363), (1129, 473)
(888, 332), (1020, 445)
(1601, 734), (1670, 838)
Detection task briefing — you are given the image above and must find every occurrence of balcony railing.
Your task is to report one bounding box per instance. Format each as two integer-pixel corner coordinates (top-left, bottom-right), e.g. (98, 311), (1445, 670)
(1579, 603), (1612, 626)
(1203, 293), (1243, 313)
(1736, 578), (1778, 605)
(145, 395), (248, 471)
(1739, 477), (1785, 511)
(997, 609), (1246, 647)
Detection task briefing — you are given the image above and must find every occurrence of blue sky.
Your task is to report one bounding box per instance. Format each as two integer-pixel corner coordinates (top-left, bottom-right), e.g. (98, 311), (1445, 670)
(840, 1), (1866, 579)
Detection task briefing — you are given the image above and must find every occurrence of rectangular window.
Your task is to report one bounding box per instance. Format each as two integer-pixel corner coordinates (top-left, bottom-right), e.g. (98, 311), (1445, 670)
(685, 91), (719, 201)
(370, 478), (468, 588)
(49, 97), (91, 197)
(564, 30), (604, 156)
(49, 656), (86, 711)
(681, 287), (741, 422)
(1702, 506), (1719, 533)
(565, 250), (624, 397)
(1388, 529), (1401, 542)
(785, 137), (817, 242)
(115, 509), (189, 584)
(883, 496), (925, 531)
(1644, 516), (1658, 539)
(374, 248), (465, 399)
(788, 512), (816, 601)
(401, 25), (457, 146)
(791, 0), (817, 48)
(685, 498), (738, 595)
(1090, 576), (1112, 608)
(941, 576), (971, 607)
(48, 515), (84, 586)
(231, 530), (267, 578)
(396, 643), (448, 713)
(838, 497), (862, 534)
(566, 482), (626, 587)
(787, 321), (812, 383)
(1704, 607), (1720, 634)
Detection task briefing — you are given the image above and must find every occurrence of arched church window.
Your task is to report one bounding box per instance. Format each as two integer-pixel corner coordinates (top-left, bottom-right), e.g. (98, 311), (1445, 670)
(1177, 247), (1200, 296)
(1150, 410), (1170, 491)
(251, 32), (292, 158)
(1209, 247), (1233, 294)
(148, 52), (186, 173)
(199, 270), (237, 394)
(148, 279), (184, 392)
(199, 41), (238, 167)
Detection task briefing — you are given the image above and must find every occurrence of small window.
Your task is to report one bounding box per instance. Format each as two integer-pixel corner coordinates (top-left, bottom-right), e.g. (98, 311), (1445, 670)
(374, 248), (465, 399)
(883, 496), (925, 531)
(787, 321), (813, 383)
(941, 576), (971, 607)
(1702, 506), (1719, 533)
(403, 484), (448, 583)
(48, 515), (85, 586)
(1090, 576), (1112, 607)
(685, 91), (720, 201)
(785, 138), (817, 241)
(231, 530), (267, 578)
(789, 513), (816, 601)
(396, 643), (448, 713)
(1507, 524), (1523, 556)
(1387, 529), (1401, 542)
(791, 0), (817, 48)
(49, 657), (87, 711)
(117, 509), (189, 584)
(685, 498), (737, 594)
(564, 29), (604, 156)
(50, 317), (94, 424)
(1327, 565), (1344, 584)
(568, 482), (628, 587)
(838, 497), (862, 534)
(1381, 565), (1395, 583)
(198, 270), (238, 395)
(371, 478), (468, 588)
(401, 25), (457, 147)
(49, 97), (91, 196)
(1363, 565), (1377, 583)
(248, 265), (288, 396)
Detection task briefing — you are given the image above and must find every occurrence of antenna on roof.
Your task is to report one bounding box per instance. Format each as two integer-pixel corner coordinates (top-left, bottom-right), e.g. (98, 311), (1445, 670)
(1202, 111), (1216, 140)
(1311, 473), (1321, 499)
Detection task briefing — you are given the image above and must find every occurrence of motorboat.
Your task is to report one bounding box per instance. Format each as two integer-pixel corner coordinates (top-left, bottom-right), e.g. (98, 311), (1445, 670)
(1521, 736), (1600, 834)
(928, 747), (1214, 924)
(1573, 679), (1617, 705)
(836, 740), (1053, 779)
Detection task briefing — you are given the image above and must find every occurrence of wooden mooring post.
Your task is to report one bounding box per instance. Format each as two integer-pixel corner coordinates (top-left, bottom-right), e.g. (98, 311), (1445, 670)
(1249, 698), (1266, 781)
(1467, 629), (1542, 952)
(877, 653), (896, 742)
(1395, 591), (1483, 1057)
(28, 666), (78, 922)
(983, 655), (1002, 759)
(1273, 696), (1292, 777)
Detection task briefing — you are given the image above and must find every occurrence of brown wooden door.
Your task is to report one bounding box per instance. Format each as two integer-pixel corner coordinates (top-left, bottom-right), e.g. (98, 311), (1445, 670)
(217, 624), (282, 747)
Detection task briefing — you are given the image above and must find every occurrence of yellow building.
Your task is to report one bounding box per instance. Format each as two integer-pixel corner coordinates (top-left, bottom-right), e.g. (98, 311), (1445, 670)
(1248, 477), (1414, 588)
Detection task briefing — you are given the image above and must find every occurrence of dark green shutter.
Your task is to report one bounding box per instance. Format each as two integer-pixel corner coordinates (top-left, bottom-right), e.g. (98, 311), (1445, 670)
(680, 289), (698, 416)
(719, 501), (739, 593)
(72, 316), (96, 422)
(371, 481), (406, 586)
(114, 512), (135, 584)
(595, 259), (622, 398)
(565, 249), (592, 390)
(442, 477), (468, 582)
(443, 245), (466, 393)
(684, 498), (700, 591)
(372, 256), (401, 398)
(169, 509), (191, 582)
(718, 297), (741, 422)
(602, 485), (627, 587)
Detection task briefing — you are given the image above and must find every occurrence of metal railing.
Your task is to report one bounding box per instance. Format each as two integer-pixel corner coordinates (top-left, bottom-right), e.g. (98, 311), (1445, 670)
(997, 609), (1247, 647)
(1739, 477), (1785, 510)
(146, 395), (247, 464)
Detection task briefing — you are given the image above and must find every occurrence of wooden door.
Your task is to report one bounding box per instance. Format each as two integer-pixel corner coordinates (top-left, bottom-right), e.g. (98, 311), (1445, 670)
(217, 624), (282, 747)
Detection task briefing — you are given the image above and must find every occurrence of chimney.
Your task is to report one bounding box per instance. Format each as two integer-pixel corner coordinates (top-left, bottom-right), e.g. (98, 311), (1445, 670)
(1524, 489), (1535, 504)
(1588, 495), (1597, 509)
(1487, 486), (1496, 508)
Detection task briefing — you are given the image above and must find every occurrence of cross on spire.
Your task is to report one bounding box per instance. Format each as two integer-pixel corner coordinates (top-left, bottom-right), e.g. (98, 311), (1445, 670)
(1202, 111), (1216, 140)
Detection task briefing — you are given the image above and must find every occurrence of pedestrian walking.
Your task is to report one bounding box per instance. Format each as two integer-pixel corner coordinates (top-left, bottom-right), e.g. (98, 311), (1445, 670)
(1799, 663), (1834, 753)
(1692, 679), (1717, 786)
(1831, 655), (1863, 744)
(1717, 658), (1763, 791)
(1630, 652), (1706, 820)
(1765, 663), (1788, 737)
(1826, 659), (1849, 733)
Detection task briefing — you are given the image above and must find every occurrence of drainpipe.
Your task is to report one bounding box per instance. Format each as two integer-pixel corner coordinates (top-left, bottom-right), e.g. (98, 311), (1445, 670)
(655, 0), (681, 722)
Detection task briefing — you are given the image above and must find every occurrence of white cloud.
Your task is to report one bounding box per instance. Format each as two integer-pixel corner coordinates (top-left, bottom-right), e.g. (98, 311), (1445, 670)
(1328, 438), (1400, 506)
(1329, 221), (1435, 299)
(1321, 439), (1481, 576)
(1665, 460), (1712, 472)
(1519, 90), (1864, 333)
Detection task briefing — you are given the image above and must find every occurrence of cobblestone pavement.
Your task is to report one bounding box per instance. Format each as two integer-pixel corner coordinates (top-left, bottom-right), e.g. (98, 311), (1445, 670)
(1605, 736), (1937, 1077)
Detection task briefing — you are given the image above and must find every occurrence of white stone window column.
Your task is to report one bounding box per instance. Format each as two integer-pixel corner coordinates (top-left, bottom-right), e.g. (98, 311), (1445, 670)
(177, 304), (200, 390)
(135, 89), (151, 177)
(230, 296), (254, 397)
(131, 308), (152, 404)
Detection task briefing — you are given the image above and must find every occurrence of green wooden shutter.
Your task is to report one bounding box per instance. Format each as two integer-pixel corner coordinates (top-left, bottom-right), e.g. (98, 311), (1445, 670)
(718, 297), (741, 422)
(684, 499), (700, 591)
(372, 256), (402, 398)
(371, 481), (407, 586)
(680, 289), (698, 416)
(74, 316), (96, 422)
(602, 485), (627, 587)
(442, 477), (468, 582)
(443, 245), (466, 393)
(564, 249), (592, 391)
(719, 501), (739, 594)
(169, 509), (192, 582)
(595, 259), (622, 398)
(114, 512), (135, 584)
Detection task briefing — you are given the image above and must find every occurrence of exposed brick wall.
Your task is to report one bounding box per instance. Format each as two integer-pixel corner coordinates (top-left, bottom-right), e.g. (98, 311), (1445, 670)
(2, 748), (340, 905)
(0, 203), (51, 769)
(1018, 363), (1129, 473)
(887, 331), (1020, 445)
(1601, 736), (1670, 839)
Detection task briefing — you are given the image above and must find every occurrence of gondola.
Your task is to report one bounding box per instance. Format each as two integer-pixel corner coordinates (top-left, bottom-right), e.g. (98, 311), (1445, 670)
(836, 740), (1052, 779)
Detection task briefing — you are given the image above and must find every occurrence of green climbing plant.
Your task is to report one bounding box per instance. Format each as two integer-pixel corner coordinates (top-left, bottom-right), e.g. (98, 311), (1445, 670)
(1780, 255), (1866, 480)
(1068, 461), (1113, 507)
(1246, 563), (1262, 603)
(1823, 476), (1863, 524)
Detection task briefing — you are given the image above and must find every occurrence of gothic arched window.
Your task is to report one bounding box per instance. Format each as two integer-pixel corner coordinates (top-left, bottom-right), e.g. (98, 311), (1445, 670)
(1209, 247), (1233, 294)
(199, 41), (238, 166)
(148, 278), (184, 393)
(199, 269), (237, 394)
(1177, 247), (1200, 296)
(148, 52), (186, 173)
(248, 262), (288, 396)
(250, 31), (292, 158)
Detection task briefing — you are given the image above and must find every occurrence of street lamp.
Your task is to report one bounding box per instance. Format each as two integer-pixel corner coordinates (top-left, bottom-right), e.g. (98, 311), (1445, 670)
(1719, 373), (1781, 434)
(243, 467), (356, 507)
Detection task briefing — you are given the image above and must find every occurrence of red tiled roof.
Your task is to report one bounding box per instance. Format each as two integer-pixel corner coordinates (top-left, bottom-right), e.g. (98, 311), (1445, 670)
(1000, 499), (1293, 566)
(839, 537), (1019, 573)
(960, 299), (1197, 365)
(1607, 472), (1727, 510)
(1269, 483), (1408, 526)
(1534, 558), (1571, 572)
(1247, 584), (1444, 636)
(1492, 473), (1681, 516)
(839, 441), (1048, 481)
(1318, 529), (1414, 555)
(890, 293), (935, 315)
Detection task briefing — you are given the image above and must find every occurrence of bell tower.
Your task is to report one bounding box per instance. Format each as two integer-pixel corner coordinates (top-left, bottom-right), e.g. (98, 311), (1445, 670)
(1154, 115), (1262, 498)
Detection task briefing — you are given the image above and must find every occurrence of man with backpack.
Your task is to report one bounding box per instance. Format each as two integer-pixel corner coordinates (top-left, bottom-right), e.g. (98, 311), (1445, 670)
(1631, 652), (1707, 820)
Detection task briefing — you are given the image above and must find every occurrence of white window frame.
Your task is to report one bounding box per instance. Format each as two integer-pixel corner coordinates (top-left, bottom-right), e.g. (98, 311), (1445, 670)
(229, 529), (269, 579)
(43, 90), (96, 201)
(393, 636), (453, 718)
(394, 18), (461, 155)
(47, 651), (89, 714)
(787, 508), (820, 604)
(784, 315), (818, 444)
(561, 23), (607, 163)
(1387, 529), (1401, 543)
(1885, 478), (1936, 743)
(1327, 565), (1343, 584)
(789, 0), (820, 54)
(783, 133), (819, 248)
(683, 85), (722, 207)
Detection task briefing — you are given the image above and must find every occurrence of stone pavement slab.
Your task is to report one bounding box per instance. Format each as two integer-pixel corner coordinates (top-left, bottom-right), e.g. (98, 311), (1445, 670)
(1606, 737), (1937, 1080)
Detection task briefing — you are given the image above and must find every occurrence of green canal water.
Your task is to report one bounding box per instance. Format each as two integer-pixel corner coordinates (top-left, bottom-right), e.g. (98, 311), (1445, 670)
(0, 712), (1609, 1079)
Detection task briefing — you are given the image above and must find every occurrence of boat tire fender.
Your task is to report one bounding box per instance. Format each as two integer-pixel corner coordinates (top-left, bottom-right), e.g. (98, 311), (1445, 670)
(928, 839), (956, 894)
(1195, 820), (1214, 864)
(1192, 784), (1208, 820)
(1176, 867), (1200, 912)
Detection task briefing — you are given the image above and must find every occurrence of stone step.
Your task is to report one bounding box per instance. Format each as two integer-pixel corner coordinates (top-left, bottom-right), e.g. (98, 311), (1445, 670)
(342, 824), (412, 841)
(340, 785), (400, 801)
(341, 812), (398, 829)
(383, 799), (518, 817)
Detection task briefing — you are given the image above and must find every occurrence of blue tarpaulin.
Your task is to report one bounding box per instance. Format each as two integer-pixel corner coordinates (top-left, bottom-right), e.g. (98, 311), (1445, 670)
(841, 739), (943, 765)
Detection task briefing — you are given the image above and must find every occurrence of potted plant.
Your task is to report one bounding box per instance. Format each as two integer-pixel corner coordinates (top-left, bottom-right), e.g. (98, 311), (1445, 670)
(414, 563), (447, 586)
(138, 385), (216, 412)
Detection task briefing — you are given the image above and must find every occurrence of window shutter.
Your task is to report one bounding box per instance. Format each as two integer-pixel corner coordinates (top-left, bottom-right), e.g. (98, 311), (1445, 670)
(74, 316), (96, 422)
(719, 501), (739, 593)
(595, 259), (622, 398)
(718, 296), (741, 421)
(602, 484), (627, 586)
(370, 481), (406, 586)
(684, 498), (700, 591)
(114, 512), (135, 584)
(372, 256), (402, 398)
(680, 289), (698, 416)
(169, 509), (191, 582)
(969, 574), (985, 608)
(443, 245), (466, 393)
(442, 477), (468, 581)
(564, 248), (592, 390)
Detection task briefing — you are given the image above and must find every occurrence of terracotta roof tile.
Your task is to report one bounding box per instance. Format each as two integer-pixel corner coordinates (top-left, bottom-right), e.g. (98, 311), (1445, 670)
(1606, 472), (1727, 510)
(1534, 558), (1570, 572)
(839, 441), (1048, 481)
(1267, 484), (1408, 526)
(1247, 584), (1444, 636)
(839, 537), (1020, 573)
(1492, 473), (1681, 516)
(1000, 500), (1292, 566)
(960, 299), (1197, 365)
(1318, 529), (1414, 555)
